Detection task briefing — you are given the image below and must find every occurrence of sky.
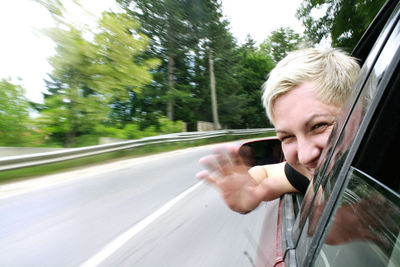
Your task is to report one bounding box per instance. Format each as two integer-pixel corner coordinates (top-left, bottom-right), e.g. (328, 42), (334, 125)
(222, 0), (304, 44)
(0, 0), (304, 104)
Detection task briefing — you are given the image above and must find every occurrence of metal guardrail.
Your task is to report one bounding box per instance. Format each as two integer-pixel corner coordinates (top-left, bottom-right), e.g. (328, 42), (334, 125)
(0, 128), (274, 172)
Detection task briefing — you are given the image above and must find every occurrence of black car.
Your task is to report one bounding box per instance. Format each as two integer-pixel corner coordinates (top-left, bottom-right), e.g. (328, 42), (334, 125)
(242, 0), (400, 266)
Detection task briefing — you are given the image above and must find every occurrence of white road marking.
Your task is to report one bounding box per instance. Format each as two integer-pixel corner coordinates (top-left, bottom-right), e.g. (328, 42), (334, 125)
(80, 181), (204, 267)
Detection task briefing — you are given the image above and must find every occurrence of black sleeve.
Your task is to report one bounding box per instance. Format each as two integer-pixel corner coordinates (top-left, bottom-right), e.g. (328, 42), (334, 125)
(284, 162), (310, 193)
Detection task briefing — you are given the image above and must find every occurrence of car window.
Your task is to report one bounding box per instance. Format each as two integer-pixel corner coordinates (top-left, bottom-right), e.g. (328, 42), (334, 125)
(314, 167), (400, 267)
(292, 3), (400, 265)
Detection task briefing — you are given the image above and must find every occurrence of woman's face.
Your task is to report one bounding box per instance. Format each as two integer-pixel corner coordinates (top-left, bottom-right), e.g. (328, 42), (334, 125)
(273, 81), (340, 179)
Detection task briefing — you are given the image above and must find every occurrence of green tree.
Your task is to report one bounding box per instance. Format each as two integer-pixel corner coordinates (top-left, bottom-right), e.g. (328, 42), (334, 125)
(0, 78), (31, 145)
(35, 0), (158, 146)
(260, 27), (304, 64)
(297, 0), (386, 51)
(38, 25), (111, 147)
(117, 0), (239, 130)
(91, 12), (159, 102)
(188, 0), (248, 129)
(118, 0), (196, 121)
(236, 38), (275, 128)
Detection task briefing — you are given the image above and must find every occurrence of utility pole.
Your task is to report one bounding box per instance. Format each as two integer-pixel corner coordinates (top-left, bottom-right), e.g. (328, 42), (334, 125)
(209, 48), (221, 130)
(167, 54), (174, 121)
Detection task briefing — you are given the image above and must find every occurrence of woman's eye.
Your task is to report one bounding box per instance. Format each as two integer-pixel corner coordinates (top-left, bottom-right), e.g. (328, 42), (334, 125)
(280, 135), (293, 142)
(312, 122), (328, 131)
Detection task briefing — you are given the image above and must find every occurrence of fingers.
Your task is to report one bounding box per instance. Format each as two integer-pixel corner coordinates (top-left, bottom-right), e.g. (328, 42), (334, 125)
(197, 144), (247, 184)
(226, 145), (245, 166)
(198, 153), (226, 186)
(211, 145), (244, 173)
(196, 170), (218, 185)
(199, 155), (223, 174)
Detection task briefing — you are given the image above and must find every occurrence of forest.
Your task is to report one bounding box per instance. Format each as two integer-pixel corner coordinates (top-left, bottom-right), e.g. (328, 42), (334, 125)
(0, 0), (385, 147)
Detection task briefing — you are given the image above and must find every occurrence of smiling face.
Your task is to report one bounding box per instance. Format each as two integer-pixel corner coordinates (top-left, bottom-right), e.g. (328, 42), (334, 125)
(273, 81), (341, 179)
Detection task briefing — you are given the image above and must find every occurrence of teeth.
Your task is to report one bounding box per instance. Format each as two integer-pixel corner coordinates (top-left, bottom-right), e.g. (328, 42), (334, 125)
(310, 168), (315, 172)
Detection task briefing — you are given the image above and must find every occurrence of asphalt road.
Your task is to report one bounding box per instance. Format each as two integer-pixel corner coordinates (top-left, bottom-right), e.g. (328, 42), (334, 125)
(0, 144), (268, 267)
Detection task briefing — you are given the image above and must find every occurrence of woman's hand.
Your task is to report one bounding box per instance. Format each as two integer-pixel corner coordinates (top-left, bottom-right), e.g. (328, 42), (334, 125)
(196, 145), (262, 213)
(196, 144), (295, 213)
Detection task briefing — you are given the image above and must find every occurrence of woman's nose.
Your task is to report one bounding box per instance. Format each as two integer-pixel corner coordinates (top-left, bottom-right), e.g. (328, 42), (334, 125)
(297, 137), (320, 165)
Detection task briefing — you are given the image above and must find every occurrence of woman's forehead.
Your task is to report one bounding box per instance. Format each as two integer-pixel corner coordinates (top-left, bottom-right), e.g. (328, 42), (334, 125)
(272, 82), (340, 128)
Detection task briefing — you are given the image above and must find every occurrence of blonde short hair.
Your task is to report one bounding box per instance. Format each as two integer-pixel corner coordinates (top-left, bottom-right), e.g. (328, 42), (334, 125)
(262, 48), (360, 125)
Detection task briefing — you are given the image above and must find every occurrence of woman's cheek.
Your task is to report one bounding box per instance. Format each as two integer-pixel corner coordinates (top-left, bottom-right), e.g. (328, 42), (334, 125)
(282, 143), (296, 166)
(320, 128), (334, 147)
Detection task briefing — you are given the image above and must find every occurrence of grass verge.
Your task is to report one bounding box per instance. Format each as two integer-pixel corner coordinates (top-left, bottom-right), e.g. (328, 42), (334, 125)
(0, 132), (275, 184)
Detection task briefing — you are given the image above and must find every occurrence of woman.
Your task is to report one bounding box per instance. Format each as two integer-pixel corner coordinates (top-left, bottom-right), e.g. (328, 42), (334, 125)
(196, 47), (360, 214)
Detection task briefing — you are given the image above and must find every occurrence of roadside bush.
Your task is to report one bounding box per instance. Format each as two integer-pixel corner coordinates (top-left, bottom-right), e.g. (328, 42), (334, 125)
(158, 117), (185, 133)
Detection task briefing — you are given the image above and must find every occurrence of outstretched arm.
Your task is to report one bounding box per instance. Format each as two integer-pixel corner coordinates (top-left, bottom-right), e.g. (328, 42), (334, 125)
(196, 144), (298, 214)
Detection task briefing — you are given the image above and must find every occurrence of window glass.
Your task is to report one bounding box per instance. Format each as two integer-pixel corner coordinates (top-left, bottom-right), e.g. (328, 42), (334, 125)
(314, 168), (400, 267)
